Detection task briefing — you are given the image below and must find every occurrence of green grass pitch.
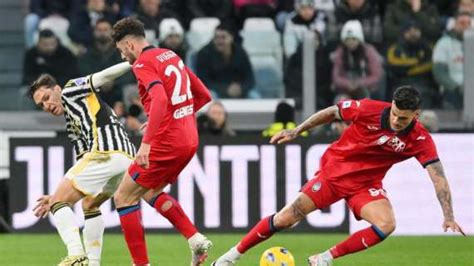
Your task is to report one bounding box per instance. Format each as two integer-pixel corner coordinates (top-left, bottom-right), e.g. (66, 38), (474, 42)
(0, 233), (472, 265)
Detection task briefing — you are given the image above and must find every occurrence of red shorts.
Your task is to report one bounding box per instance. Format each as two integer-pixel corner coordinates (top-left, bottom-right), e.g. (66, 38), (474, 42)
(301, 175), (388, 220)
(128, 145), (197, 189)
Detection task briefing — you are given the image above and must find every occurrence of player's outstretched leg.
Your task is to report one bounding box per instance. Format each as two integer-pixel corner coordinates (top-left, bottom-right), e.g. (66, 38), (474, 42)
(146, 191), (213, 266)
(114, 173), (150, 266)
(307, 199), (395, 266)
(212, 193), (316, 266)
(50, 179), (88, 266)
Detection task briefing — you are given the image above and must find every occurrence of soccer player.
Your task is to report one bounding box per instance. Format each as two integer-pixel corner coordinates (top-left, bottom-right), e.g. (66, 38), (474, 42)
(29, 62), (135, 266)
(212, 86), (465, 266)
(111, 17), (213, 266)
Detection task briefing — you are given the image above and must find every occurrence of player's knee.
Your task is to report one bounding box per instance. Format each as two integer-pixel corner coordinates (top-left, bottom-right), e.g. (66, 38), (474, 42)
(374, 217), (396, 235)
(113, 191), (127, 208)
(273, 211), (298, 229)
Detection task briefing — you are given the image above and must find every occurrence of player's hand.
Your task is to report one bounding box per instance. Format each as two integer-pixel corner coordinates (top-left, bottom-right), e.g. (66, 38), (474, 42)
(270, 129), (298, 144)
(442, 219), (466, 236)
(33, 195), (51, 218)
(136, 142), (151, 169)
(139, 122), (148, 132)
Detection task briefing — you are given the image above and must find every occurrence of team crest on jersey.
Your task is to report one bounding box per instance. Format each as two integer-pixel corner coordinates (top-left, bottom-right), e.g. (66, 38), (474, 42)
(312, 182), (322, 192)
(387, 136), (406, 152)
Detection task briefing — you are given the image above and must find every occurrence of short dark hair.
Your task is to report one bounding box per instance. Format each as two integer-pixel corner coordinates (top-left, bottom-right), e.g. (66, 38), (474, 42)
(28, 74), (57, 99)
(112, 17), (145, 43)
(393, 85), (421, 110)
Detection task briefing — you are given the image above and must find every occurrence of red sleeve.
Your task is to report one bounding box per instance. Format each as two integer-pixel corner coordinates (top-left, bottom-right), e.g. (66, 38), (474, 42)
(134, 61), (168, 144)
(337, 99), (363, 122)
(186, 66), (212, 111)
(415, 134), (440, 168)
(142, 82), (168, 144)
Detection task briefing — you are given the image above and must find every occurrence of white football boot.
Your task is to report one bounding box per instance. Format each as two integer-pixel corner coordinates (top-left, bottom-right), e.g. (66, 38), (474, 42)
(188, 233), (213, 266)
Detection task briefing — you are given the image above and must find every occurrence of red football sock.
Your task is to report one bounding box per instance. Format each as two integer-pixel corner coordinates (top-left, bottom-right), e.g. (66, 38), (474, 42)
(117, 205), (149, 265)
(330, 225), (386, 258)
(237, 215), (280, 254)
(151, 192), (198, 239)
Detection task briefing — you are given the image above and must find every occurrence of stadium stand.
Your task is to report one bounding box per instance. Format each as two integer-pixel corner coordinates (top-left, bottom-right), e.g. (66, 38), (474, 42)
(241, 18), (284, 98)
(186, 17), (220, 68)
(0, 0), (24, 110)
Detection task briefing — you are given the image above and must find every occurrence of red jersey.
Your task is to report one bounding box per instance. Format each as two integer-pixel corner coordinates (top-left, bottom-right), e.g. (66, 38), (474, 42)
(319, 99), (439, 192)
(132, 46), (211, 149)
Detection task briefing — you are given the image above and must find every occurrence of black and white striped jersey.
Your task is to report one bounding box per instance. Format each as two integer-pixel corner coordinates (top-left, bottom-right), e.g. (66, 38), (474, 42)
(61, 75), (136, 160)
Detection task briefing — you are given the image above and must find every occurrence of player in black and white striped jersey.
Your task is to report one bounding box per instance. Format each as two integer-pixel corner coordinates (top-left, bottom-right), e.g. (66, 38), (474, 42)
(29, 62), (135, 266)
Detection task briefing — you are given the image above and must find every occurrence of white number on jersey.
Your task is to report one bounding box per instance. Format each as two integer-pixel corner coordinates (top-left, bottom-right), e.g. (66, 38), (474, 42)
(164, 60), (193, 105)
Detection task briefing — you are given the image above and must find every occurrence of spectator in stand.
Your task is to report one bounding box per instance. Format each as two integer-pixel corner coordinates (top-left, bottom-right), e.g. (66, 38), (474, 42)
(433, 12), (472, 109)
(134, 0), (179, 44)
(233, 0), (277, 28)
(332, 20), (383, 99)
(284, 30), (333, 109)
(334, 0), (383, 49)
(185, 0), (234, 27)
(432, 0), (459, 20)
(387, 20), (438, 108)
(198, 101), (236, 136)
(23, 29), (78, 86)
(275, 0), (295, 31)
(383, 0), (441, 47)
(283, 0), (332, 58)
(78, 18), (135, 105)
(419, 110), (440, 132)
(446, 0), (474, 30)
(68, 0), (118, 52)
(24, 0), (75, 48)
(195, 22), (255, 98)
(262, 101), (308, 137)
(158, 18), (188, 60)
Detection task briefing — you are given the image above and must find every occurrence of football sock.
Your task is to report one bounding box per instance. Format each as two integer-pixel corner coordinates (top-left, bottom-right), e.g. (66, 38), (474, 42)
(117, 204), (149, 265)
(237, 214), (280, 254)
(218, 247), (242, 263)
(51, 202), (85, 256)
(149, 192), (198, 239)
(83, 210), (104, 266)
(330, 225), (386, 258)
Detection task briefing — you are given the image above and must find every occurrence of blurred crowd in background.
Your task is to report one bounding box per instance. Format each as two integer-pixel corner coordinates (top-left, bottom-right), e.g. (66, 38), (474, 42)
(22, 0), (470, 137)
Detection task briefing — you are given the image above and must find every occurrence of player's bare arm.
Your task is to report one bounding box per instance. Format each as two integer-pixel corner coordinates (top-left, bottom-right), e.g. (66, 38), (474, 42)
(426, 161), (465, 236)
(270, 105), (340, 144)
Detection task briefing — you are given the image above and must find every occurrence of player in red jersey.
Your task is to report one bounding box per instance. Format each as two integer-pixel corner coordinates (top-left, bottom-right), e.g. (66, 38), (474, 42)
(111, 18), (213, 266)
(212, 86), (465, 266)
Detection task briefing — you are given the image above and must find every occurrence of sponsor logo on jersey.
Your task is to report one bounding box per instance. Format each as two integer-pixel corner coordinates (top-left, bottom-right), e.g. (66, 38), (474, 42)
(312, 182), (322, 192)
(134, 63), (144, 68)
(387, 136), (406, 152)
